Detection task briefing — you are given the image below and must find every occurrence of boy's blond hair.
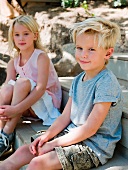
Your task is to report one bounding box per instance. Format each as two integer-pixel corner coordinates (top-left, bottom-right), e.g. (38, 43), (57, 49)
(8, 15), (44, 55)
(71, 17), (120, 50)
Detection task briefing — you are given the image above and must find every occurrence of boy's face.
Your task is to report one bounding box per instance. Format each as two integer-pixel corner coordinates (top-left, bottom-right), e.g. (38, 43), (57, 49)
(75, 32), (113, 73)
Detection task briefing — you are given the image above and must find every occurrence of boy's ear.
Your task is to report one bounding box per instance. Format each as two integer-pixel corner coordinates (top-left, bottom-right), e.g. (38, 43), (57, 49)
(105, 48), (114, 59)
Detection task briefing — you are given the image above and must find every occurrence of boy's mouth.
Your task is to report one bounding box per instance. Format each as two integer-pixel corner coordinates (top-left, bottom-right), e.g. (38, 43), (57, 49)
(79, 60), (90, 64)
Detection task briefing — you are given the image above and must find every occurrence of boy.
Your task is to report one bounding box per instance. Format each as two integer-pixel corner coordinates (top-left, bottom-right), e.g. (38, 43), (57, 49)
(0, 17), (123, 170)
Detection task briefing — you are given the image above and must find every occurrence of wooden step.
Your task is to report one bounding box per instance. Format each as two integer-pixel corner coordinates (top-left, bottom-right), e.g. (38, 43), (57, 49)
(108, 53), (128, 82)
(14, 76), (128, 170)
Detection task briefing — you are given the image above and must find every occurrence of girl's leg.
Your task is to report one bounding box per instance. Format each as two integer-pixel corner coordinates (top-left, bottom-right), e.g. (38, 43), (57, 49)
(27, 150), (62, 170)
(0, 84), (13, 130)
(0, 78), (31, 156)
(3, 78), (31, 134)
(0, 145), (35, 170)
(22, 108), (38, 118)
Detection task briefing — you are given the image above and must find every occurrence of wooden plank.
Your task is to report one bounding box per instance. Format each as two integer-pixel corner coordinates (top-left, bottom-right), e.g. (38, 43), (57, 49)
(30, 121), (50, 132)
(91, 151), (128, 170)
(14, 119), (36, 150)
(117, 143), (128, 161)
(61, 89), (69, 111)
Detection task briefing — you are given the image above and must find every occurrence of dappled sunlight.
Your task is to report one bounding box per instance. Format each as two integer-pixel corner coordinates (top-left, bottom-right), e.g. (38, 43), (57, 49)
(22, 120), (32, 124)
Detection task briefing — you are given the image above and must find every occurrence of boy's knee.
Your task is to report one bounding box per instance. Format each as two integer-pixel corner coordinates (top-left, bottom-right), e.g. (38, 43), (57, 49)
(16, 145), (29, 155)
(29, 155), (51, 170)
(28, 157), (42, 169)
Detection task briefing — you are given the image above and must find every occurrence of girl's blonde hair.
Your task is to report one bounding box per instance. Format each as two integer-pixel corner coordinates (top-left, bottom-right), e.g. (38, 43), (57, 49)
(71, 17), (121, 50)
(8, 15), (44, 55)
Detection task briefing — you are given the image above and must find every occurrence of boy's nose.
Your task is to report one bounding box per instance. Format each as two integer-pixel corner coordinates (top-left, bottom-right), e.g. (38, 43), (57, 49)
(81, 51), (88, 58)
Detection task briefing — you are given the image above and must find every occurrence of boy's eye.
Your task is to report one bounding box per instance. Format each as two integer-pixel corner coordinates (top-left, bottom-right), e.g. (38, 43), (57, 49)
(24, 33), (29, 36)
(76, 47), (83, 51)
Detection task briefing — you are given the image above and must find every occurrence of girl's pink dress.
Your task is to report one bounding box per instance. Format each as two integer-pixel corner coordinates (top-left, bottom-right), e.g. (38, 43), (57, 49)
(13, 49), (62, 125)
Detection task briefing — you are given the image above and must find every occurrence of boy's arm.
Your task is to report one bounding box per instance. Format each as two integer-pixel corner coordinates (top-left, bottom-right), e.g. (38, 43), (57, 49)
(29, 97), (72, 155)
(38, 102), (111, 155)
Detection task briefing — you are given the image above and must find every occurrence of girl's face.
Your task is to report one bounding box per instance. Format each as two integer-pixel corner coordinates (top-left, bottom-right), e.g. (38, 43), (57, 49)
(75, 32), (113, 74)
(13, 23), (37, 52)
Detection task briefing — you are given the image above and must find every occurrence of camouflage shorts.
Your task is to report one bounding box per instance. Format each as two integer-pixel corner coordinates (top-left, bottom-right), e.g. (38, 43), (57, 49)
(54, 131), (100, 170)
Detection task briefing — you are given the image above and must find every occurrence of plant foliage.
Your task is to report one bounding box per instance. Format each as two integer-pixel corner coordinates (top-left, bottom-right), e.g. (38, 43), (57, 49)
(112, 0), (127, 7)
(61, 0), (80, 8)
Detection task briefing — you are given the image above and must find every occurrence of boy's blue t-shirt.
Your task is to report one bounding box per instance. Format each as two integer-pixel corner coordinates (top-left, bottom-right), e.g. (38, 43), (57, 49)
(67, 68), (123, 165)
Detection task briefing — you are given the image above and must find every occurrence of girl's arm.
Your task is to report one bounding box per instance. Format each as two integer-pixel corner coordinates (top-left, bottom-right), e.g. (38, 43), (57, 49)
(38, 102), (112, 155)
(4, 59), (16, 84)
(12, 53), (51, 114)
(29, 97), (72, 155)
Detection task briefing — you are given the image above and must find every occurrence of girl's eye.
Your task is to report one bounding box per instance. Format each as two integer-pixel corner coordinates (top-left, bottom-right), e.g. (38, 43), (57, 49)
(15, 34), (19, 36)
(89, 48), (95, 51)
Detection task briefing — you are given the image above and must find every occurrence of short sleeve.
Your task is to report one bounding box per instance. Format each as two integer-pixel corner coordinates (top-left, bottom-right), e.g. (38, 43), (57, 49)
(94, 76), (121, 104)
(69, 79), (75, 97)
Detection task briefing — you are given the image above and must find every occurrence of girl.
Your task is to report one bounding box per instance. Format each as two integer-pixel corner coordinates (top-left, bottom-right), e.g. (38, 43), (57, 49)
(0, 15), (62, 157)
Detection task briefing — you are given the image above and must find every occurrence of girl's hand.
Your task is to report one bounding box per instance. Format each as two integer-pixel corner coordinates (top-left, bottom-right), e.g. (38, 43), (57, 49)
(0, 116), (10, 121)
(0, 105), (17, 118)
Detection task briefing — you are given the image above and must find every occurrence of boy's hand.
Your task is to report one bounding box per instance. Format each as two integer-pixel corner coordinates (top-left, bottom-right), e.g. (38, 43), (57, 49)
(38, 141), (55, 155)
(29, 134), (48, 155)
(29, 137), (40, 156)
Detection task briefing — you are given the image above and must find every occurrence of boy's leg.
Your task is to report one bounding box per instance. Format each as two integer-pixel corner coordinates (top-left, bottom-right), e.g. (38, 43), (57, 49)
(0, 145), (35, 170)
(55, 144), (99, 170)
(27, 150), (62, 170)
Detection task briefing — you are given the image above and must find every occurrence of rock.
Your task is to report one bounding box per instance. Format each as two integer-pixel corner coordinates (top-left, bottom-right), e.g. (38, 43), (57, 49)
(54, 43), (82, 76)
(0, 0), (23, 19)
(0, 53), (10, 85)
(0, 68), (6, 86)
